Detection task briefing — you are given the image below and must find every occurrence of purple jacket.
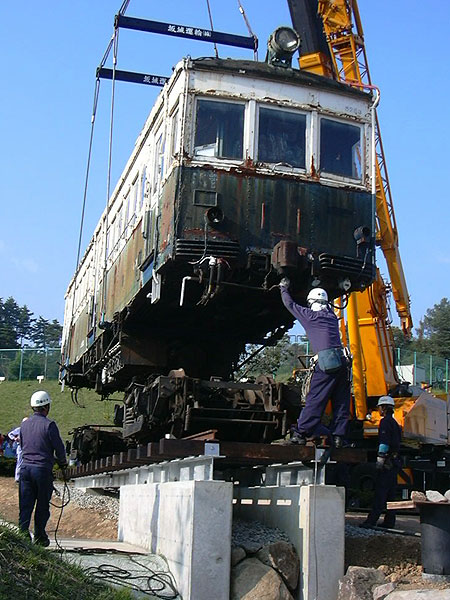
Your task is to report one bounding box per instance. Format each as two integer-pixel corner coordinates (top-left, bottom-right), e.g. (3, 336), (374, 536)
(20, 412), (66, 470)
(280, 287), (342, 354)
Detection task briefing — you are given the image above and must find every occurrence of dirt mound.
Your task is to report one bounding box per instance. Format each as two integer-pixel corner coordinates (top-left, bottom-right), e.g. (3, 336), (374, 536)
(0, 476), (117, 540)
(346, 534), (421, 570)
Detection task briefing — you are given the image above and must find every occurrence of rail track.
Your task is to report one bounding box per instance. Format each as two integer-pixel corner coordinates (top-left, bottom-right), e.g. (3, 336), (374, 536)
(65, 438), (367, 479)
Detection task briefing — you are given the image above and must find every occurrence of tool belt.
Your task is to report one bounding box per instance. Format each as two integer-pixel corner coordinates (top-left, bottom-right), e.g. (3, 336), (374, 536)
(316, 347), (346, 374)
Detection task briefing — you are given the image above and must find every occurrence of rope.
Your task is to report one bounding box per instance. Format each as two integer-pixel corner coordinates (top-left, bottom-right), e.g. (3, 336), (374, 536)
(237, 0), (258, 59)
(49, 477), (71, 555)
(101, 25), (120, 319)
(83, 554), (179, 598)
(205, 0), (219, 58)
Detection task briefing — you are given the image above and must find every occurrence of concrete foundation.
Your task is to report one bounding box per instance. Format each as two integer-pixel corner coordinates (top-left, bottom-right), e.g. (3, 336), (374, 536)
(119, 480), (233, 600)
(234, 484), (345, 600)
(115, 459), (345, 600)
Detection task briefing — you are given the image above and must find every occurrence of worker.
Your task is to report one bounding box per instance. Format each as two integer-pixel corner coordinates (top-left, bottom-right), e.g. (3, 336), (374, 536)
(279, 279), (350, 448)
(360, 396), (402, 529)
(19, 391), (67, 546)
(8, 417), (28, 482)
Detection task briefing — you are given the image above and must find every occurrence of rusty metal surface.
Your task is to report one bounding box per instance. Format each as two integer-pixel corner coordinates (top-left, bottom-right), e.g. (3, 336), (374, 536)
(65, 439), (367, 479)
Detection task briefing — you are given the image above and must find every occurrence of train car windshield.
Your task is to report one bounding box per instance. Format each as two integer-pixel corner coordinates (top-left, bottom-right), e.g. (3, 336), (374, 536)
(194, 99), (244, 159)
(258, 107), (306, 168)
(320, 118), (362, 179)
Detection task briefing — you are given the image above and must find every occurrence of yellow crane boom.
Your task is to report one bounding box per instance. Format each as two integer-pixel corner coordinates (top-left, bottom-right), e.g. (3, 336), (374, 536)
(288, 0), (413, 415)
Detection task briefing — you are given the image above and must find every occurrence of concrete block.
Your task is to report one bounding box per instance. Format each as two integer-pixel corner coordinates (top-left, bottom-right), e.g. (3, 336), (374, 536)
(158, 480), (233, 600)
(118, 479), (233, 600)
(118, 483), (160, 551)
(300, 485), (345, 600)
(234, 484), (345, 600)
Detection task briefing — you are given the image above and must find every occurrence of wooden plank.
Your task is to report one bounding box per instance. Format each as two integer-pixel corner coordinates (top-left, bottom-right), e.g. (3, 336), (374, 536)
(387, 501), (416, 510)
(158, 439), (367, 464)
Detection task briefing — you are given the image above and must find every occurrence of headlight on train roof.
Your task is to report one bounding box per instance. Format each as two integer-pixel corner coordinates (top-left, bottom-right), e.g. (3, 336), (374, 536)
(266, 26), (301, 68)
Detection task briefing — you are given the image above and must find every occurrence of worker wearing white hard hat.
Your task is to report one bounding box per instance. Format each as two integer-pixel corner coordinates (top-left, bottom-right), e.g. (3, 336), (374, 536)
(279, 279), (351, 448)
(360, 395), (402, 529)
(19, 391), (67, 546)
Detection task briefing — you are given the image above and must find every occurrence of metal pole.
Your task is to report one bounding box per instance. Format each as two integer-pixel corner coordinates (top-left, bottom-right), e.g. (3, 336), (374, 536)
(413, 352), (417, 386)
(429, 355), (433, 386)
(347, 293), (367, 419)
(44, 348), (48, 379)
(18, 346), (24, 382)
(446, 359), (448, 394)
(397, 347), (400, 365)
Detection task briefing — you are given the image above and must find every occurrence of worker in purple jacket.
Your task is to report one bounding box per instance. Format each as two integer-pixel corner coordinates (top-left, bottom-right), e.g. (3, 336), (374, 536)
(280, 279), (351, 448)
(19, 391), (67, 546)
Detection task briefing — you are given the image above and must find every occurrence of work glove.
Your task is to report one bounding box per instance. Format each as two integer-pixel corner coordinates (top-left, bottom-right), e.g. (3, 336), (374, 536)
(376, 455), (386, 470)
(279, 277), (290, 289)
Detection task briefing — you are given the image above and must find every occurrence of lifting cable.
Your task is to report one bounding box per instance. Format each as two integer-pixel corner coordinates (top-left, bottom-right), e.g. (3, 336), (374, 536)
(205, 0), (219, 58)
(237, 0), (258, 60)
(70, 1), (131, 331)
(100, 25), (120, 321)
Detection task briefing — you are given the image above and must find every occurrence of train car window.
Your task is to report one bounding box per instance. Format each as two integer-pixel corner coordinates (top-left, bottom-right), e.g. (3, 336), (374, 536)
(258, 107), (306, 168)
(320, 118), (362, 179)
(194, 99), (244, 159)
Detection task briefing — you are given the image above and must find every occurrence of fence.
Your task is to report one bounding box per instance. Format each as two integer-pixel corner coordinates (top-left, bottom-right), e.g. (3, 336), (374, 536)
(396, 348), (449, 393)
(0, 348), (61, 381)
(279, 336), (449, 393)
(0, 344), (449, 392)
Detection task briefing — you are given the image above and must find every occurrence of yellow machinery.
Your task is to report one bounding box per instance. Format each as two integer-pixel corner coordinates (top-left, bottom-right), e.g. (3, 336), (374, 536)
(287, 0), (450, 492)
(289, 0), (414, 429)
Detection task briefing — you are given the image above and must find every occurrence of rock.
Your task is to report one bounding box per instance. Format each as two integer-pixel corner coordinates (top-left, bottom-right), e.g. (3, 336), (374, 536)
(373, 582), (396, 600)
(410, 490), (426, 502)
(231, 546), (247, 567)
(425, 490), (447, 503)
(385, 591), (450, 600)
(256, 541), (299, 591)
(240, 541), (263, 554)
(337, 566), (386, 600)
(376, 565), (390, 575)
(231, 557), (294, 600)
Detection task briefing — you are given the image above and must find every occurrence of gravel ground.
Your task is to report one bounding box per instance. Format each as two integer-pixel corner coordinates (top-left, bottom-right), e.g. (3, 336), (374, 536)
(54, 482), (119, 521)
(232, 518), (291, 552)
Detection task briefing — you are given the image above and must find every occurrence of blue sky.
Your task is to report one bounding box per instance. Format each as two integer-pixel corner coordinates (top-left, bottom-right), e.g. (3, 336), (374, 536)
(1, 1), (449, 333)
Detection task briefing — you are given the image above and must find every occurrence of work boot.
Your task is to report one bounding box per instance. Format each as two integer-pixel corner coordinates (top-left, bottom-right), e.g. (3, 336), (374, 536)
(290, 431), (307, 445)
(333, 435), (344, 449)
(34, 535), (50, 547)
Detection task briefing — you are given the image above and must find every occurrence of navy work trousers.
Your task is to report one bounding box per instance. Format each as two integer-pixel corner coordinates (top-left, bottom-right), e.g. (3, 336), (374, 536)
(19, 464), (53, 540)
(365, 466), (399, 528)
(297, 364), (350, 438)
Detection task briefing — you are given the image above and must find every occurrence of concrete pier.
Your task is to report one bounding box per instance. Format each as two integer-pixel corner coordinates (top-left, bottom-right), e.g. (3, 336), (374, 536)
(119, 480), (233, 600)
(78, 456), (345, 600)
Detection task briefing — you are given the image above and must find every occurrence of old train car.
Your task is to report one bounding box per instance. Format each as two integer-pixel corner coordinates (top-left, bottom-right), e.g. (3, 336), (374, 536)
(62, 42), (376, 443)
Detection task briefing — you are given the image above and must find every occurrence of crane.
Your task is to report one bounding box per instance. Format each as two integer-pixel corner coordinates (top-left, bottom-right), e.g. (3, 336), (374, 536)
(288, 0), (413, 418)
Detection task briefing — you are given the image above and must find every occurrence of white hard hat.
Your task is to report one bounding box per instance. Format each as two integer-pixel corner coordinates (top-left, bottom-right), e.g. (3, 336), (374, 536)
(307, 288), (328, 311)
(377, 396), (395, 407)
(30, 390), (51, 408)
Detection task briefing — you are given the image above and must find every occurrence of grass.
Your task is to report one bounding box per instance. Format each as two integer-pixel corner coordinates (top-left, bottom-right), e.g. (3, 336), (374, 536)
(0, 381), (122, 442)
(0, 524), (132, 599)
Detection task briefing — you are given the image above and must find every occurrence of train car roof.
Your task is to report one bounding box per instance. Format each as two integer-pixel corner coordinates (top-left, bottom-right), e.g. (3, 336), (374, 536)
(188, 57), (371, 100)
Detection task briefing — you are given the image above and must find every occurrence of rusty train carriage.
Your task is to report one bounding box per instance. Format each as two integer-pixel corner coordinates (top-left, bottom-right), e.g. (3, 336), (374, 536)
(62, 54), (376, 446)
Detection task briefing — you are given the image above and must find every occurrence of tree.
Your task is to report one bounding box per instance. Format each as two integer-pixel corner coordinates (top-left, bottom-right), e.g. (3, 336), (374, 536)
(416, 298), (450, 359)
(237, 334), (304, 380)
(17, 305), (34, 346)
(31, 317), (62, 349)
(0, 297), (21, 348)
